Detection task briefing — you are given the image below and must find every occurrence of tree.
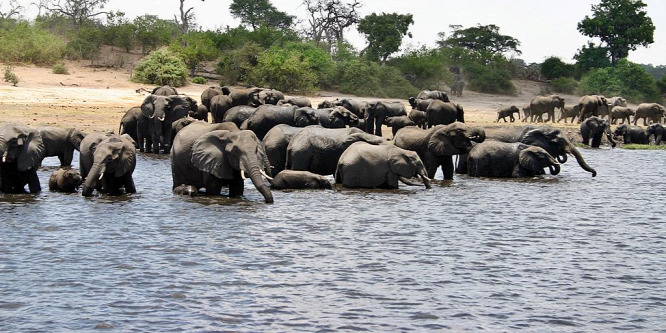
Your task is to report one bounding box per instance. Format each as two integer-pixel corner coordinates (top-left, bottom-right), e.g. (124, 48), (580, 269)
(229, 0), (294, 31)
(540, 56), (574, 80)
(171, 31), (219, 76)
(0, 0), (23, 20)
(38, 0), (111, 27)
(357, 12), (413, 63)
(175, 0), (205, 35)
(302, 0), (362, 46)
(573, 41), (611, 75)
(437, 24), (521, 57)
(577, 0), (655, 65)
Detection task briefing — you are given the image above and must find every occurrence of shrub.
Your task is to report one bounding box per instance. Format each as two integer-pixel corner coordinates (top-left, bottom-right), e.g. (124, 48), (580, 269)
(578, 59), (661, 103)
(192, 76), (207, 84)
(0, 22), (65, 65)
(463, 61), (516, 95)
(216, 42), (263, 84)
(550, 77), (578, 94)
(658, 75), (666, 94)
(335, 59), (419, 98)
(541, 56), (575, 80)
(65, 25), (104, 60)
(3, 65), (18, 86)
(387, 47), (453, 89)
(52, 62), (69, 75)
(132, 48), (189, 87)
(170, 31), (220, 77)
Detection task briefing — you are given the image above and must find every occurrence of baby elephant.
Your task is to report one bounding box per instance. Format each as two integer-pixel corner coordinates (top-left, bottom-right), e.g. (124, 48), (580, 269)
(49, 167), (83, 193)
(173, 184), (199, 197)
(270, 170), (332, 190)
(496, 105), (520, 122)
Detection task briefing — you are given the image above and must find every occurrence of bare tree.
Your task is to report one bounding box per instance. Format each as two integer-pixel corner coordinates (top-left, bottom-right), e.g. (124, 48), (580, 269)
(37, 0), (111, 26)
(175, 0), (205, 34)
(0, 0), (23, 20)
(302, 0), (362, 46)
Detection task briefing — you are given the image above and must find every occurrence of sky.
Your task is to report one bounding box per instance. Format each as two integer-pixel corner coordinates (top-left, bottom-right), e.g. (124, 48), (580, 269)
(13, 0), (666, 65)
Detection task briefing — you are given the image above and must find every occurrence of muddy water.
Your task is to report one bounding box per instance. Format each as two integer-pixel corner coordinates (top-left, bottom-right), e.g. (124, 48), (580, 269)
(1, 148), (665, 331)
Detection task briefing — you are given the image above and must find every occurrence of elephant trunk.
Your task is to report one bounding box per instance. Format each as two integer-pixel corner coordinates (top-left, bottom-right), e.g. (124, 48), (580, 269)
(82, 162), (105, 196)
(566, 142), (597, 177)
(469, 127), (486, 143)
(241, 156), (274, 203)
(605, 128), (617, 148)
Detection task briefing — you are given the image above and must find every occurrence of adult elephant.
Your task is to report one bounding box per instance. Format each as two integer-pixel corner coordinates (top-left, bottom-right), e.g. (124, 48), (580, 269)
(286, 126), (386, 175)
(598, 96), (627, 119)
(427, 100), (464, 127)
(394, 122), (486, 180)
(38, 126), (85, 167)
(408, 97), (434, 111)
(557, 105), (580, 123)
(221, 86), (264, 107)
(580, 116), (616, 148)
(613, 124), (648, 144)
(496, 105), (520, 123)
(408, 109), (427, 129)
(336, 142), (431, 189)
(417, 90), (450, 102)
(262, 124), (306, 177)
(646, 123), (665, 145)
(384, 116), (416, 137)
(152, 85), (178, 96)
(633, 103), (666, 126)
(79, 133), (137, 197)
(578, 95), (608, 121)
(483, 125), (598, 176)
(313, 107), (358, 128)
(278, 97), (312, 108)
(521, 104), (532, 123)
(610, 106), (634, 124)
(467, 141), (560, 178)
(0, 123), (46, 193)
(530, 95), (565, 123)
(209, 94), (234, 123)
(335, 98), (368, 119)
(139, 94), (195, 153)
(450, 81), (465, 97)
(365, 101), (408, 136)
(201, 86), (223, 110)
(259, 89), (285, 105)
(223, 105), (258, 128)
(171, 122), (273, 203)
(242, 105), (319, 140)
(119, 106), (144, 149)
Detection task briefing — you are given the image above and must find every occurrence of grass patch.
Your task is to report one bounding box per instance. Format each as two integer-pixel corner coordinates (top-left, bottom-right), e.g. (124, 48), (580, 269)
(621, 144), (666, 150)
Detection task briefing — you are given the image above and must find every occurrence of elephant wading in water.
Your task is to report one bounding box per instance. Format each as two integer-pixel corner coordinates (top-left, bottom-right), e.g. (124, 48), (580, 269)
(530, 95), (565, 123)
(38, 126), (85, 167)
(262, 124), (306, 177)
(394, 122), (486, 180)
(467, 141), (561, 178)
(171, 122), (274, 203)
(613, 124), (648, 144)
(580, 116), (616, 148)
(336, 142), (431, 189)
(49, 167), (82, 193)
(270, 170), (332, 190)
(647, 123), (665, 145)
(80, 133), (137, 196)
(0, 123), (46, 193)
(139, 94), (195, 153)
(242, 105), (319, 140)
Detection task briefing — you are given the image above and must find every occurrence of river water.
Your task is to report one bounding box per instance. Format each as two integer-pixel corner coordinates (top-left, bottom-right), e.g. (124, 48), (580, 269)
(1, 148), (665, 331)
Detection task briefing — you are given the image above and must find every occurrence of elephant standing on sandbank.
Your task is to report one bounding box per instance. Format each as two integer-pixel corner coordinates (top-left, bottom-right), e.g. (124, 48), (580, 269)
(530, 95), (564, 123)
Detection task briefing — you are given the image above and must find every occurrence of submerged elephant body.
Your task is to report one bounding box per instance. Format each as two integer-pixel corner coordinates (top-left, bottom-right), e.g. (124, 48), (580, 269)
(270, 170), (332, 190)
(49, 167), (83, 193)
(647, 123), (665, 145)
(467, 141), (560, 178)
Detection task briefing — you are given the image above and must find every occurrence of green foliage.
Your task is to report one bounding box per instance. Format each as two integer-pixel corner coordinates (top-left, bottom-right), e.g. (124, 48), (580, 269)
(386, 46), (453, 89)
(541, 56), (574, 80)
(216, 42), (263, 84)
(134, 15), (180, 54)
(438, 47), (516, 95)
(132, 48), (189, 87)
(658, 75), (666, 94)
(573, 41), (611, 77)
(335, 59), (419, 98)
(65, 24), (104, 60)
(192, 76), (207, 84)
(640, 64), (666, 80)
(0, 21), (65, 65)
(357, 12), (414, 63)
(229, 0), (295, 30)
(170, 31), (220, 76)
(104, 14), (136, 52)
(577, 0), (655, 65)
(52, 62), (69, 74)
(210, 26), (299, 51)
(578, 59), (661, 103)
(550, 77), (578, 94)
(3, 65), (18, 86)
(437, 24), (521, 58)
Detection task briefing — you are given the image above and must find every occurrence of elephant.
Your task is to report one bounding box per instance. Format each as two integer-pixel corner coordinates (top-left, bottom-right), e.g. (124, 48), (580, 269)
(578, 95), (608, 121)
(79, 133), (137, 197)
(278, 97), (312, 108)
(521, 104), (532, 123)
(259, 89), (285, 105)
(557, 105), (581, 123)
(393, 122), (486, 180)
(173, 184), (198, 197)
(38, 126), (85, 167)
(48, 167), (82, 193)
(408, 97), (434, 111)
(646, 123), (665, 145)
(580, 116), (616, 148)
(482, 126), (598, 176)
(222, 105), (258, 127)
(496, 106), (520, 123)
(633, 103), (666, 126)
(242, 105), (319, 140)
(189, 104), (209, 122)
(0, 123), (46, 193)
(270, 170), (332, 190)
(221, 86), (264, 107)
(610, 106), (634, 124)
(426, 100), (464, 128)
(335, 142), (431, 189)
(334, 98), (368, 119)
(467, 141), (561, 178)
(317, 99), (338, 109)
(118, 106), (144, 148)
(312, 106), (359, 128)
(365, 101), (408, 136)
(262, 124), (306, 177)
(598, 96), (627, 119)
(171, 121), (274, 203)
(171, 117), (239, 140)
(416, 90), (450, 102)
(408, 109), (427, 129)
(450, 81), (465, 97)
(286, 126), (386, 175)
(530, 95), (565, 123)
(384, 116), (416, 137)
(613, 124), (648, 144)
(139, 94), (195, 153)
(200, 86), (224, 110)
(209, 94), (234, 123)
(152, 85), (179, 96)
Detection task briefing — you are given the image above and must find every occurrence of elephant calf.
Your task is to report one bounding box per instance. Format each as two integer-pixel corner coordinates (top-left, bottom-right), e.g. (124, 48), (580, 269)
(49, 167), (82, 193)
(173, 184), (198, 197)
(496, 106), (520, 123)
(270, 170), (332, 190)
(467, 141), (561, 178)
(384, 115), (416, 137)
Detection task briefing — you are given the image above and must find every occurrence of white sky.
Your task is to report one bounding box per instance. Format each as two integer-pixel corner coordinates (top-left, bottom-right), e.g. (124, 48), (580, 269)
(14, 0), (666, 65)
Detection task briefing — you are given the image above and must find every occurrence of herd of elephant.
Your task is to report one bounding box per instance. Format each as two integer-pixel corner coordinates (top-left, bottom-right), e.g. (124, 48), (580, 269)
(4, 85), (662, 203)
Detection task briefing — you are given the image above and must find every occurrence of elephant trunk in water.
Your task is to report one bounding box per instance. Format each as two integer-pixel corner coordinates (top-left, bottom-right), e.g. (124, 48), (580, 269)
(565, 141), (597, 177)
(82, 162), (105, 196)
(605, 128), (617, 148)
(241, 155), (274, 203)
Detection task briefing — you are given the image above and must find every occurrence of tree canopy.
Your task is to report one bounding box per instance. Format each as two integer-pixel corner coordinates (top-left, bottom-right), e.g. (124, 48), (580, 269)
(577, 0), (655, 65)
(38, 0), (111, 27)
(357, 12), (413, 63)
(436, 24), (521, 56)
(229, 0), (294, 31)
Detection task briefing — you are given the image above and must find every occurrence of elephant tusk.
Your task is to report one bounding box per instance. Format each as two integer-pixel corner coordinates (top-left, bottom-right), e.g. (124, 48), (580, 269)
(240, 170), (247, 180)
(98, 173), (104, 180)
(2, 156), (6, 163)
(260, 169), (273, 182)
(158, 116), (165, 121)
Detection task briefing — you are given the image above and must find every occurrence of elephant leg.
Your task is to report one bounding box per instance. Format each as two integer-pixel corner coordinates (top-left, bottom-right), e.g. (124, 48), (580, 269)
(441, 156), (454, 180)
(374, 116), (383, 137)
(26, 170), (41, 193)
(204, 173), (223, 195)
(455, 153), (468, 174)
(228, 170), (244, 197)
(124, 175), (136, 194)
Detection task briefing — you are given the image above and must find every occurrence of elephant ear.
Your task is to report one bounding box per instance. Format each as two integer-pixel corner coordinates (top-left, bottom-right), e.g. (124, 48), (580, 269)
(191, 130), (234, 179)
(141, 95), (157, 118)
(428, 125), (458, 156)
(120, 134), (137, 148)
(18, 131), (46, 171)
(518, 146), (544, 174)
(69, 129), (86, 150)
(388, 147), (415, 176)
(115, 143), (136, 178)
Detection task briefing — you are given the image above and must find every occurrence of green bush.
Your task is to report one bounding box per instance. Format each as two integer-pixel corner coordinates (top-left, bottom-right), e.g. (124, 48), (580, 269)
(3, 66), (18, 86)
(335, 59), (419, 98)
(463, 61), (516, 95)
(134, 15), (180, 54)
(65, 25), (104, 60)
(658, 75), (666, 94)
(550, 77), (578, 94)
(216, 42), (263, 84)
(52, 62), (69, 74)
(578, 59), (661, 103)
(541, 56), (575, 80)
(0, 22), (65, 65)
(170, 31), (220, 77)
(132, 48), (189, 87)
(387, 46), (453, 89)
(192, 76), (207, 84)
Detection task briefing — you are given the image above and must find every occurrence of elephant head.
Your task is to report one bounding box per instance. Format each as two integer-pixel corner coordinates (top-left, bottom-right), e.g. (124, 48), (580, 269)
(522, 126), (597, 176)
(519, 145), (560, 176)
(585, 117), (617, 148)
(191, 130), (273, 203)
(0, 124), (46, 172)
(141, 94), (192, 152)
(82, 135), (136, 196)
(294, 107), (319, 127)
(455, 104), (464, 123)
(647, 123), (664, 144)
(428, 122), (486, 156)
(613, 124), (629, 140)
(330, 107), (359, 126)
(388, 146), (431, 188)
